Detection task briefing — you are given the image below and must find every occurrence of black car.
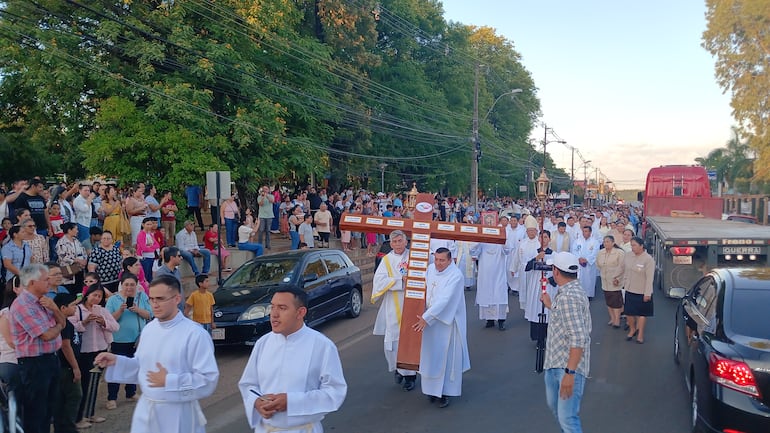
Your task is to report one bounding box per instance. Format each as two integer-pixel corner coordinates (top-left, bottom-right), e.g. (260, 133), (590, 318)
(212, 249), (363, 345)
(671, 268), (770, 433)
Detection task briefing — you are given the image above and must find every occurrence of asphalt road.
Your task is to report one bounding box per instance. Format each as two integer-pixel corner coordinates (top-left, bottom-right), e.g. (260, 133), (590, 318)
(202, 288), (692, 433)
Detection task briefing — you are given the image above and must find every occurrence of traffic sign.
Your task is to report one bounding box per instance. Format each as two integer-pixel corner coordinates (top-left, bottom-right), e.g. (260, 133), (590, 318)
(707, 170), (717, 181)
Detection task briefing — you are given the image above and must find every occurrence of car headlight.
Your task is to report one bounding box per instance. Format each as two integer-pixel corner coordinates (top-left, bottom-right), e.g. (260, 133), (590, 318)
(239, 304), (272, 321)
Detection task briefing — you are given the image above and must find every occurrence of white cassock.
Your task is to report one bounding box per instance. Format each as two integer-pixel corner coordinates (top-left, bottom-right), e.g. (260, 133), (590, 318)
(455, 241), (478, 288)
(550, 231), (571, 253)
(511, 235), (540, 311)
(504, 226), (520, 292)
(371, 248), (415, 375)
(429, 239), (457, 264)
(420, 262), (470, 398)
(103, 312), (219, 433)
(472, 243), (511, 320)
(523, 250), (557, 323)
(571, 235), (600, 297)
(238, 325), (347, 433)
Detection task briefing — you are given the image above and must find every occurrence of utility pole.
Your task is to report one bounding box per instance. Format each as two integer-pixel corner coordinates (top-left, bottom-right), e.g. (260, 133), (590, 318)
(570, 147), (575, 205)
(472, 64), (480, 213)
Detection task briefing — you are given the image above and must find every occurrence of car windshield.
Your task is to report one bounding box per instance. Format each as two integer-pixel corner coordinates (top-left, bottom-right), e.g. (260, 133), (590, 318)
(730, 289), (770, 339)
(222, 258), (299, 288)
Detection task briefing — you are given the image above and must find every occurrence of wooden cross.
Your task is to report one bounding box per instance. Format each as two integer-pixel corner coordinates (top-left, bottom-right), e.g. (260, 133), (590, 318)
(339, 192), (505, 370)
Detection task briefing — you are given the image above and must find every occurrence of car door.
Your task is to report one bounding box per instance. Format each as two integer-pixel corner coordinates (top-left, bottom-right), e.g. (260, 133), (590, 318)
(322, 252), (352, 314)
(300, 253), (330, 324)
(683, 275), (719, 390)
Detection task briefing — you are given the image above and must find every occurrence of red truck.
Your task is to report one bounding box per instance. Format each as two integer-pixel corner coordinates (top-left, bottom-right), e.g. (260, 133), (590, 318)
(642, 165), (770, 296)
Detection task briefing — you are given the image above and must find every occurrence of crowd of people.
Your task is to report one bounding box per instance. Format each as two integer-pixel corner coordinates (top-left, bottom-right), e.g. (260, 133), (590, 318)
(1, 174), (654, 433)
(368, 196), (650, 433)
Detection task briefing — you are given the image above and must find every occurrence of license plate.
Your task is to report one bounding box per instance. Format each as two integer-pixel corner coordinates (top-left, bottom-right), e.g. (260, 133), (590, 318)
(722, 247), (761, 255)
(212, 328), (225, 340)
(673, 256), (692, 265)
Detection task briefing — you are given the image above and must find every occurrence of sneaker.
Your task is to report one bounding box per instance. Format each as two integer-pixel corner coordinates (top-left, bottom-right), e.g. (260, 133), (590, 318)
(75, 420), (92, 429)
(90, 416), (106, 423)
(106, 400), (117, 410)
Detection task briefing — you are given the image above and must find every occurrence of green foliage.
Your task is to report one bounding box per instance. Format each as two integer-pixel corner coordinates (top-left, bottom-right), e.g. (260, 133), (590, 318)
(702, 0), (770, 179)
(0, 0), (547, 199)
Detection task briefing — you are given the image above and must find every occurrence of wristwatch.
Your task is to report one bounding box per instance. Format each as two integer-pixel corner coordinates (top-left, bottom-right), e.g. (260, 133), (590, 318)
(564, 368), (576, 375)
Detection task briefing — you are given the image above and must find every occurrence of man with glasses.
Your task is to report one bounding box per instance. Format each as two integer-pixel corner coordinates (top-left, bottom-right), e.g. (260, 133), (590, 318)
(96, 275), (219, 433)
(44, 262), (69, 299)
(154, 246), (185, 310)
(10, 263), (68, 433)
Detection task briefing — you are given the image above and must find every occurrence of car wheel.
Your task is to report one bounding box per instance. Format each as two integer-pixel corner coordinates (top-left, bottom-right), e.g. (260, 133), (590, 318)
(347, 288), (362, 318)
(673, 324), (681, 365)
(690, 382), (700, 433)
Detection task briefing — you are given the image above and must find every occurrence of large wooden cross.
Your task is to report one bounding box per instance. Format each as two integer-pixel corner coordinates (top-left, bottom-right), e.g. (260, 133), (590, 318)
(339, 192), (505, 370)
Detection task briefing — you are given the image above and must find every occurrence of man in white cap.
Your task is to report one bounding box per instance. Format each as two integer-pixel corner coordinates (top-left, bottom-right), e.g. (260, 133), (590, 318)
(540, 251), (591, 433)
(510, 215), (540, 311)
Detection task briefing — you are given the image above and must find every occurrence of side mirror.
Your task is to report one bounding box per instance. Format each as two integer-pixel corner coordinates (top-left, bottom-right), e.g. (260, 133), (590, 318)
(303, 273), (319, 283)
(669, 287), (686, 299)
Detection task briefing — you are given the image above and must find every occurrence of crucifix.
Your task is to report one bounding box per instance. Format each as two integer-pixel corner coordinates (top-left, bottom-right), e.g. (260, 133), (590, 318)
(340, 192), (505, 370)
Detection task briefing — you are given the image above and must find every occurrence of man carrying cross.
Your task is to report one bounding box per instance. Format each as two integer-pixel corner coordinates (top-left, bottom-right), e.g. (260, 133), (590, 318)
(371, 230), (417, 391)
(412, 247), (470, 408)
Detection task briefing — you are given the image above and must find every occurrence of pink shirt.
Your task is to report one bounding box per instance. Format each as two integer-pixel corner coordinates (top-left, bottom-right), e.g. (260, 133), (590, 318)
(135, 230), (160, 258)
(68, 304), (119, 353)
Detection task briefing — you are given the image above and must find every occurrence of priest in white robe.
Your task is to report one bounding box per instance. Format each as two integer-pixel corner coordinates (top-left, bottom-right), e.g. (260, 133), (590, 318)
(523, 231), (558, 342)
(455, 240), (478, 290)
(510, 215), (540, 311)
(95, 275), (219, 433)
(549, 222), (571, 253)
(429, 238), (457, 265)
(502, 216), (519, 294)
(371, 230), (417, 389)
(413, 248), (470, 409)
(238, 288), (347, 433)
(571, 225), (600, 298)
(472, 238), (512, 330)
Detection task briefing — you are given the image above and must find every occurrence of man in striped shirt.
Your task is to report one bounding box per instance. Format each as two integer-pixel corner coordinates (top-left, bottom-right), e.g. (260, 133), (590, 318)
(540, 252), (592, 433)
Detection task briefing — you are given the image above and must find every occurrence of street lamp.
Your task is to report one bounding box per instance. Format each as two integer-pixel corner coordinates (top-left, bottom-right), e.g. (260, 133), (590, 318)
(472, 83), (523, 213)
(378, 163), (388, 193)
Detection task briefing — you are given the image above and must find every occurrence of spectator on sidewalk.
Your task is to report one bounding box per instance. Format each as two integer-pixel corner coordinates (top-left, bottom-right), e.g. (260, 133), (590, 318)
(176, 221), (211, 276)
(256, 185), (275, 250)
(203, 224), (231, 272)
(72, 184), (95, 243)
(184, 184), (205, 231)
(160, 190), (178, 246)
(184, 275), (215, 334)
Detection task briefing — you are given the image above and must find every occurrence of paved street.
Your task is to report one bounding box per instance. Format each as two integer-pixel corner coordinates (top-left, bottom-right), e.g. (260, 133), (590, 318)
(200, 288), (691, 433)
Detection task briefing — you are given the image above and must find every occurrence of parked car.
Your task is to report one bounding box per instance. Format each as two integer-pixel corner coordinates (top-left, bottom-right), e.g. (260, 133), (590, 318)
(212, 249), (363, 345)
(671, 267), (770, 433)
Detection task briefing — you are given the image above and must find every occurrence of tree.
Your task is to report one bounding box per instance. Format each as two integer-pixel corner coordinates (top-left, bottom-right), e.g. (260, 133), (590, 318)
(695, 127), (754, 193)
(702, 0), (770, 179)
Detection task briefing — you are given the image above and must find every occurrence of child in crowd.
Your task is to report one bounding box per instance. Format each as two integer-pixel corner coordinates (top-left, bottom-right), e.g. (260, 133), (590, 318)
(53, 293), (84, 432)
(184, 274), (216, 334)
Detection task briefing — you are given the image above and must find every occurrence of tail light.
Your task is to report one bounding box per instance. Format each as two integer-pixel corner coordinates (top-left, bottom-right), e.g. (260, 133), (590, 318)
(708, 352), (761, 398)
(670, 246), (696, 255)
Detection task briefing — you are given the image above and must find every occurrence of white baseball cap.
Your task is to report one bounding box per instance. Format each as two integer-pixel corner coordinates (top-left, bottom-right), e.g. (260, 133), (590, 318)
(547, 251), (580, 273)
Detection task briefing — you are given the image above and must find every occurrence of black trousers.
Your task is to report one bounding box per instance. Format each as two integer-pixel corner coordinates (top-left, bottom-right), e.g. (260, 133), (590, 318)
(76, 351), (103, 421)
(18, 353), (60, 433)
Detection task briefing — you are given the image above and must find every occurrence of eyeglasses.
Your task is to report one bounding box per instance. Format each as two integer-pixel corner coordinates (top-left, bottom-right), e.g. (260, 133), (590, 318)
(149, 295), (178, 304)
(24, 224), (35, 228)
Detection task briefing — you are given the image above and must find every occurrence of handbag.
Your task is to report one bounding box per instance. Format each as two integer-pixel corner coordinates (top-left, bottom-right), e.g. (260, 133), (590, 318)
(62, 263), (83, 279)
(119, 209), (131, 234)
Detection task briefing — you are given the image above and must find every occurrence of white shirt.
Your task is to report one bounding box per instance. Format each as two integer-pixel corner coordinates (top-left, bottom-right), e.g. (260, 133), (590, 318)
(175, 229), (200, 252)
(239, 325), (347, 433)
(73, 195), (92, 227)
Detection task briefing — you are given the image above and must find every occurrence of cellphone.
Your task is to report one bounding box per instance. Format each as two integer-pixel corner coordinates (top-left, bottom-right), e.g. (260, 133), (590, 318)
(126, 296), (135, 308)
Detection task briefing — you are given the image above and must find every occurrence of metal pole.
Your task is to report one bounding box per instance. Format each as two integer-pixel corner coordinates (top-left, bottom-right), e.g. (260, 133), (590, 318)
(472, 64), (480, 213)
(216, 173), (223, 286)
(570, 147), (575, 206)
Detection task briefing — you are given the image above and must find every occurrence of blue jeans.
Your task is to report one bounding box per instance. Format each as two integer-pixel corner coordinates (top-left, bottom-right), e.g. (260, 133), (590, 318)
(258, 217), (272, 248)
(180, 249), (211, 275)
(76, 224), (90, 242)
(140, 257), (155, 283)
(238, 242), (264, 257)
(224, 218), (237, 246)
(271, 203), (280, 231)
(544, 368), (585, 433)
(289, 231), (300, 250)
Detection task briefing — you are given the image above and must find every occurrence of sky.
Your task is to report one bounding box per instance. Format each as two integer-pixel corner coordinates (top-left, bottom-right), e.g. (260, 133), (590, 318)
(439, 0), (735, 190)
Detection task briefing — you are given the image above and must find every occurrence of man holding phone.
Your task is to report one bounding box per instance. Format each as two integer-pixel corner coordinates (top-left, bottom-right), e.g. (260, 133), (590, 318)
(104, 273), (152, 410)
